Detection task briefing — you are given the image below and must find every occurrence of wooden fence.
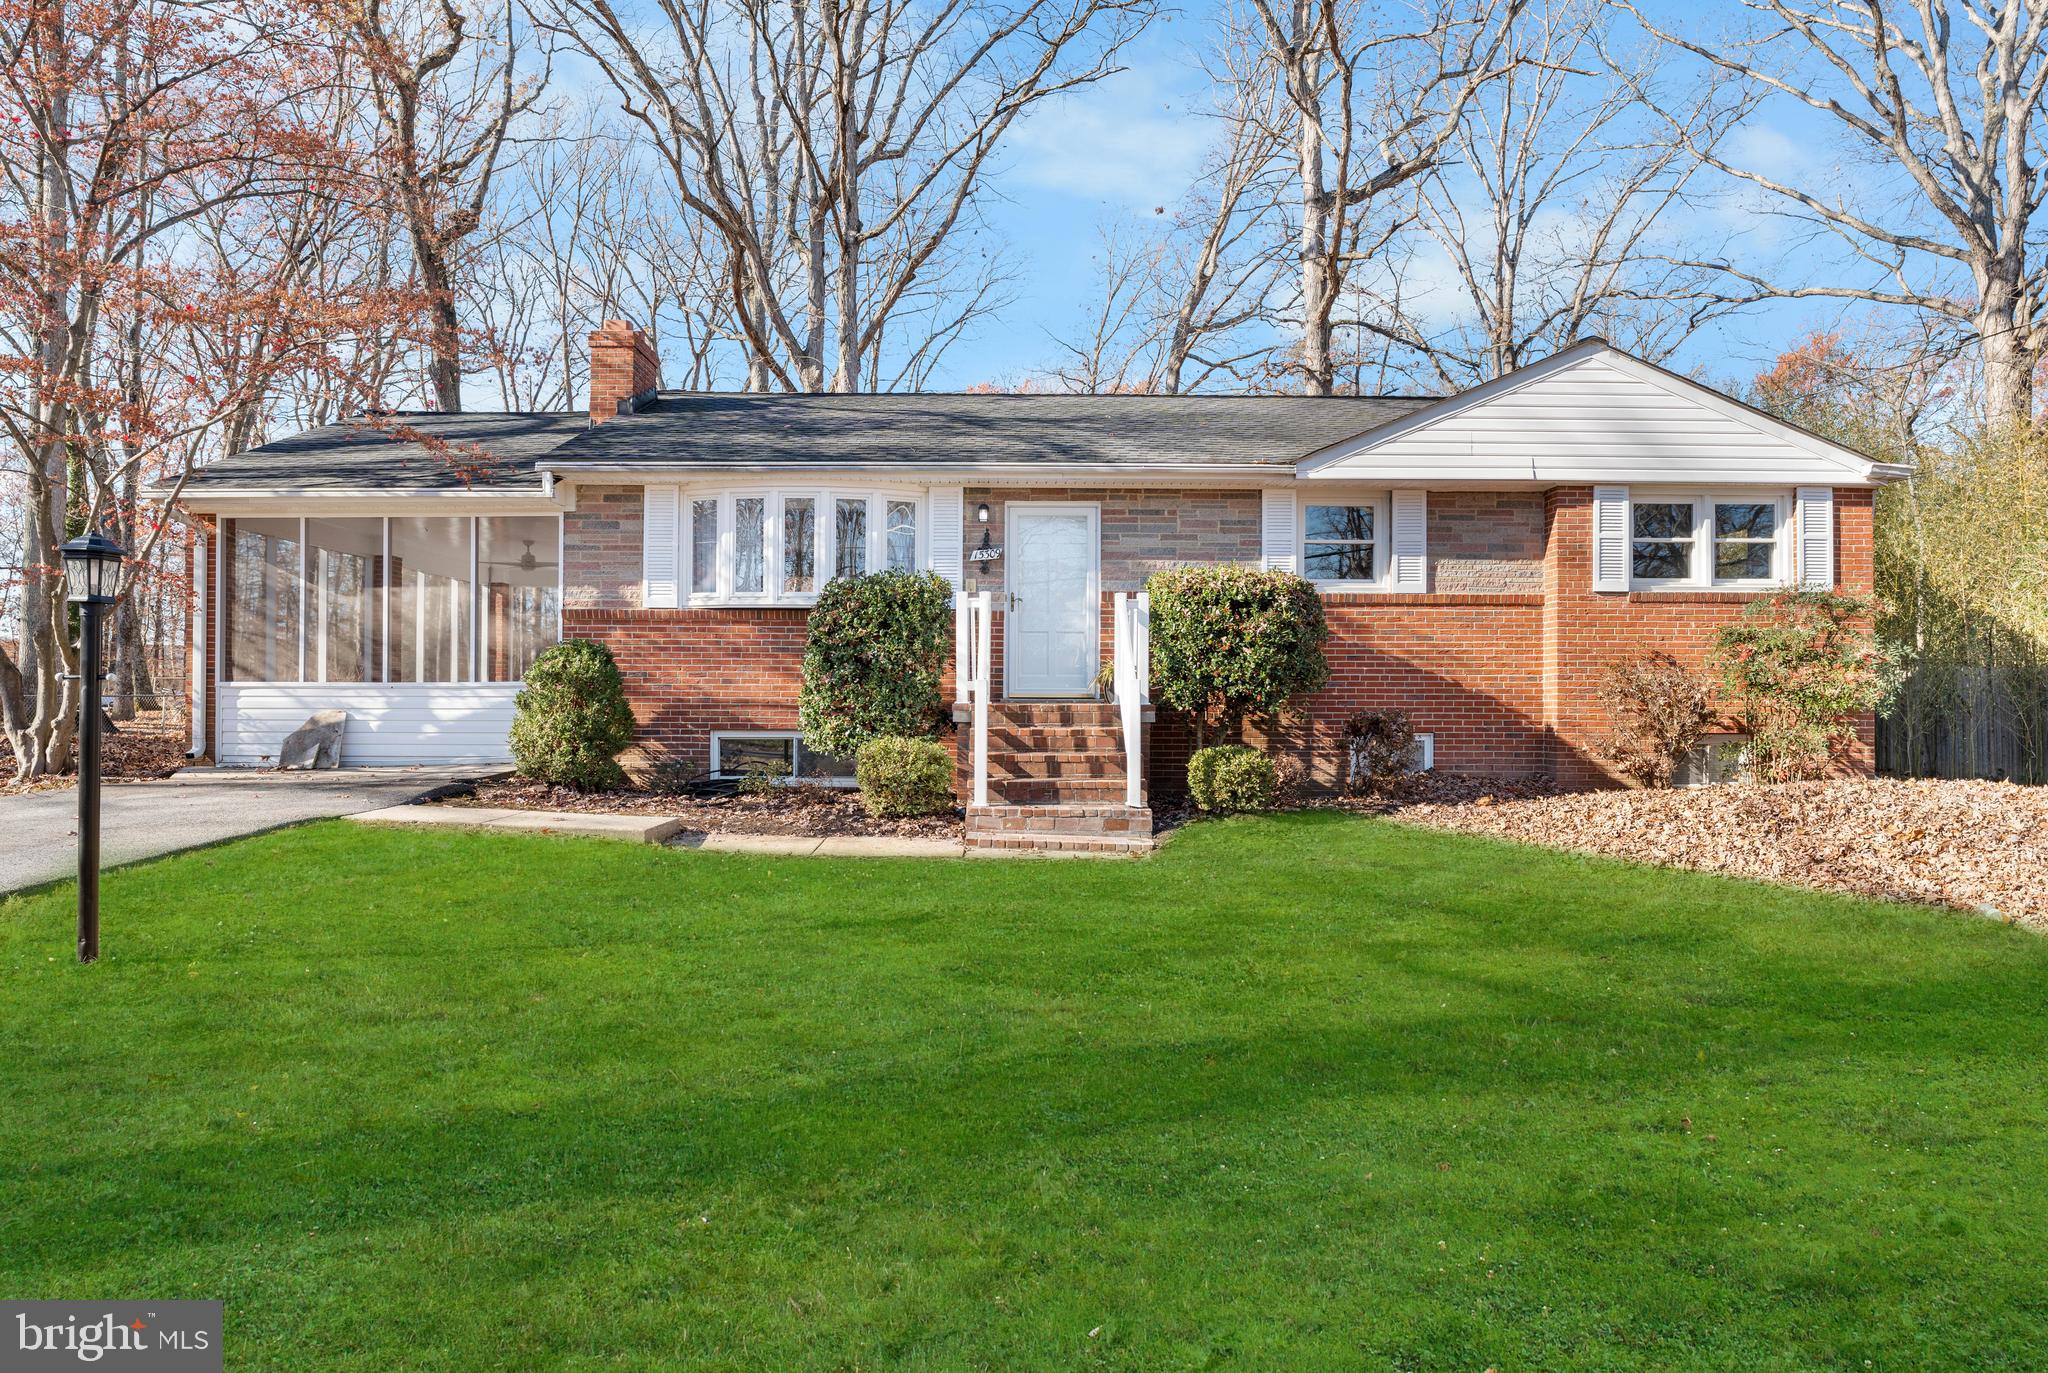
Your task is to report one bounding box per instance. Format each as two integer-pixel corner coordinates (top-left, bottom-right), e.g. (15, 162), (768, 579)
(1878, 663), (2048, 783)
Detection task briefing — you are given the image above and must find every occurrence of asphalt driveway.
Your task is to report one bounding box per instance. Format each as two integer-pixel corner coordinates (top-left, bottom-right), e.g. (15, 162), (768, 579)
(0, 767), (501, 895)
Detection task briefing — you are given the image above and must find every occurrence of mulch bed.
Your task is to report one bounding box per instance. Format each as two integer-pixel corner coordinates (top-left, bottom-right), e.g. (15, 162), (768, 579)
(1, 714), (190, 795)
(1384, 775), (2048, 930)
(451, 777), (964, 839)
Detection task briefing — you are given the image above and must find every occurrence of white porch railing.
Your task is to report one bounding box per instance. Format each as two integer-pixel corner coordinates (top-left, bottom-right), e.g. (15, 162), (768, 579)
(1111, 591), (1150, 808)
(955, 591), (994, 807)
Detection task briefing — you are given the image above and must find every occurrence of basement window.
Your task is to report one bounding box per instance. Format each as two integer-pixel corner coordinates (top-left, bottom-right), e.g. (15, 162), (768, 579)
(1675, 734), (1750, 787)
(710, 732), (857, 786)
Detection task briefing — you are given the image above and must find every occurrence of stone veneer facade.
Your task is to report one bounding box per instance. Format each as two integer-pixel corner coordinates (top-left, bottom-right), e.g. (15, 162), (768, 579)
(550, 480), (1875, 791)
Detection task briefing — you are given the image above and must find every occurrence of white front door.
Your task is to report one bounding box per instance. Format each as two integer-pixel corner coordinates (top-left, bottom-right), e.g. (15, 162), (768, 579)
(1005, 503), (1099, 697)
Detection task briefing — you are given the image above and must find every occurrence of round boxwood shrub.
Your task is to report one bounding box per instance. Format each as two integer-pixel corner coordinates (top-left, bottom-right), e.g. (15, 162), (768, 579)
(1147, 565), (1329, 748)
(1187, 744), (1279, 812)
(855, 735), (956, 818)
(799, 570), (953, 759)
(509, 639), (635, 791)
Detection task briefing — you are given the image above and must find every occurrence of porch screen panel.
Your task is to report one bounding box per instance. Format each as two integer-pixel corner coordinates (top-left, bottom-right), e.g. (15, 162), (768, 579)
(225, 517), (304, 681)
(479, 516), (560, 681)
(390, 517), (474, 682)
(305, 518), (383, 682)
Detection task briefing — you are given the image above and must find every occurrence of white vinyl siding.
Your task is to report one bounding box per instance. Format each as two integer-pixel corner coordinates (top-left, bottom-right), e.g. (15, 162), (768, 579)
(1304, 349), (1877, 486)
(216, 683), (520, 766)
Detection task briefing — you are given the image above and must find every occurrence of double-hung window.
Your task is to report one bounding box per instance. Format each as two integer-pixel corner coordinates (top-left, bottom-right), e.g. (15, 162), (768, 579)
(1299, 494), (1388, 588)
(686, 488), (923, 605)
(1629, 492), (1789, 589)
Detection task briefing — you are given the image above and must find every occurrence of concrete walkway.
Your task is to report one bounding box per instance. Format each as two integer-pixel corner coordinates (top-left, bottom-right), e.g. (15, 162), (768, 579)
(350, 803), (968, 857)
(0, 766), (501, 895)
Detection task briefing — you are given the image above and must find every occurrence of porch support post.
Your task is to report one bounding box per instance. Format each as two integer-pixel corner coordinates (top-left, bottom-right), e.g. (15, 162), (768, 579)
(972, 591), (991, 808)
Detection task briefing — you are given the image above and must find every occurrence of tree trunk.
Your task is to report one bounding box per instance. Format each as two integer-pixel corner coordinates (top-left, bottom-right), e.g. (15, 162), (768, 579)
(416, 237), (464, 411)
(1290, 0), (1333, 396)
(1976, 287), (2033, 428)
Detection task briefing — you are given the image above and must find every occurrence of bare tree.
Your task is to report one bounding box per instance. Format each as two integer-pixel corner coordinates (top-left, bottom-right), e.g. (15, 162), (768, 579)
(326, 0), (546, 411)
(1614, 0), (2048, 428)
(1346, 0), (1752, 388)
(1242, 0), (1526, 394)
(536, 0), (1154, 392)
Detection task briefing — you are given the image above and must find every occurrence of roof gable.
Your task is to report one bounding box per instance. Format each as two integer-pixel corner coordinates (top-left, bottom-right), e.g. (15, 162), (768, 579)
(1298, 341), (1900, 486)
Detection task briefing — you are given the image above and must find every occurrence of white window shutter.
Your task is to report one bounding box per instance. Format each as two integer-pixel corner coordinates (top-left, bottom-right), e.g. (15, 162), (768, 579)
(1591, 485), (1630, 592)
(642, 484), (679, 608)
(1796, 487), (1834, 589)
(927, 485), (964, 590)
(1261, 489), (1297, 572)
(1390, 489), (1427, 591)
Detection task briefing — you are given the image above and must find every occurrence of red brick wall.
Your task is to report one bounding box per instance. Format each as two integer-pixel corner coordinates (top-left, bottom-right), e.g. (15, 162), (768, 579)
(565, 606), (811, 778)
(587, 320), (660, 422)
(1539, 485), (1877, 788)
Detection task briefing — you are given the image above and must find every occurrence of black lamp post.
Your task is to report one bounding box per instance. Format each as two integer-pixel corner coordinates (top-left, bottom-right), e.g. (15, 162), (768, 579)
(60, 531), (125, 964)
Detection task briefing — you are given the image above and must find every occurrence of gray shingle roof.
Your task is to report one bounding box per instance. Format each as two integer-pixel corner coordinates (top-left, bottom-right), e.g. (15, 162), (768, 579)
(176, 393), (1438, 493)
(548, 391), (1434, 470)
(181, 412), (585, 491)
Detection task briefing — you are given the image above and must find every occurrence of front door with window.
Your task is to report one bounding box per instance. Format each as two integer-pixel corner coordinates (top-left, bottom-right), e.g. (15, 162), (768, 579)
(1005, 503), (1099, 697)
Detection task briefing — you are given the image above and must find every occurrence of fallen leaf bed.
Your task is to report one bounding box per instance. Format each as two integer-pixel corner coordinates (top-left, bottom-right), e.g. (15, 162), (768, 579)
(1, 713), (190, 795)
(451, 776), (964, 840)
(1381, 775), (2047, 929)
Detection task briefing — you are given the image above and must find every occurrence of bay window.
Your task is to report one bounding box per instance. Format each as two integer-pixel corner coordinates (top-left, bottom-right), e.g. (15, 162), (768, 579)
(1630, 492), (1789, 588)
(220, 515), (560, 684)
(686, 488), (924, 605)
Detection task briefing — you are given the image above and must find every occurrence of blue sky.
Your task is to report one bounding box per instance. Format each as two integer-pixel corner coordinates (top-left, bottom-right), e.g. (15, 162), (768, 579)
(921, 0), (1886, 396)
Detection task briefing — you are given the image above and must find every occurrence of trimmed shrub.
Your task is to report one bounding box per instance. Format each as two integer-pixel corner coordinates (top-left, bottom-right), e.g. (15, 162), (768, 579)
(1711, 590), (1900, 781)
(1596, 654), (1716, 788)
(509, 640), (635, 791)
(855, 735), (956, 817)
(799, 570), (953, 760)
(1147, 564), (1329, 748)
(1343, 708), (1418, 794)
(1187, 744), (1279, 812)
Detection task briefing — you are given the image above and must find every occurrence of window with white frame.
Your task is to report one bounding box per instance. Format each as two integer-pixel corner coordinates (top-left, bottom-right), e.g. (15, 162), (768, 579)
(1300, 496), (1386, 586)
(1630, 492), (1789, 588)
(686, 488), (923, 604)
(710, 731), (857, 785)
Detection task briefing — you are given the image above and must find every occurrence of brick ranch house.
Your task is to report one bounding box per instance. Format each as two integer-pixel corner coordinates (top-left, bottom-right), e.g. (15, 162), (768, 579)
(163, 324), (1902, 849)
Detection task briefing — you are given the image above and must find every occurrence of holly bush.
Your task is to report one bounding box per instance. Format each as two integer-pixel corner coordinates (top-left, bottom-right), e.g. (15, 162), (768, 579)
(1146, 565), (1329, 748)
(799, 570), (952, 759)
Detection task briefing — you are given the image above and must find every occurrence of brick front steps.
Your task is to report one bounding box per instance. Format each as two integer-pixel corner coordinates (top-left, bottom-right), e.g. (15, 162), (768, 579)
(963, 699), (1155, 853)
(964, 803), (1156, 856)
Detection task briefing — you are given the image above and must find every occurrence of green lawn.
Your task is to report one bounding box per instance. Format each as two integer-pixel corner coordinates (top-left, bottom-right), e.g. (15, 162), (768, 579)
(3, 815), (2045, 1371)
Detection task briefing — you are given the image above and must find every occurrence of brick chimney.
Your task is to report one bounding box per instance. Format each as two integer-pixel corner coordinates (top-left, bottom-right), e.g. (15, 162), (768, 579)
(587, 319), (661, 422)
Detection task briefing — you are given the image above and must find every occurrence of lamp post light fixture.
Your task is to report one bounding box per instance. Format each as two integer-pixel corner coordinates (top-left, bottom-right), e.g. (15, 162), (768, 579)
(59, 531), (125, 964)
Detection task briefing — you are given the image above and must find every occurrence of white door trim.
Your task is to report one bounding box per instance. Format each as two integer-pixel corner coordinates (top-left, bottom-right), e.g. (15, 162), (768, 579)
(1004, 500), (1100, 699)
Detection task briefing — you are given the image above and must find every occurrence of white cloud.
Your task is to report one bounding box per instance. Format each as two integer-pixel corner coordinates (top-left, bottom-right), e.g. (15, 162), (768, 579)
(1004, 61), (1213, 207)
